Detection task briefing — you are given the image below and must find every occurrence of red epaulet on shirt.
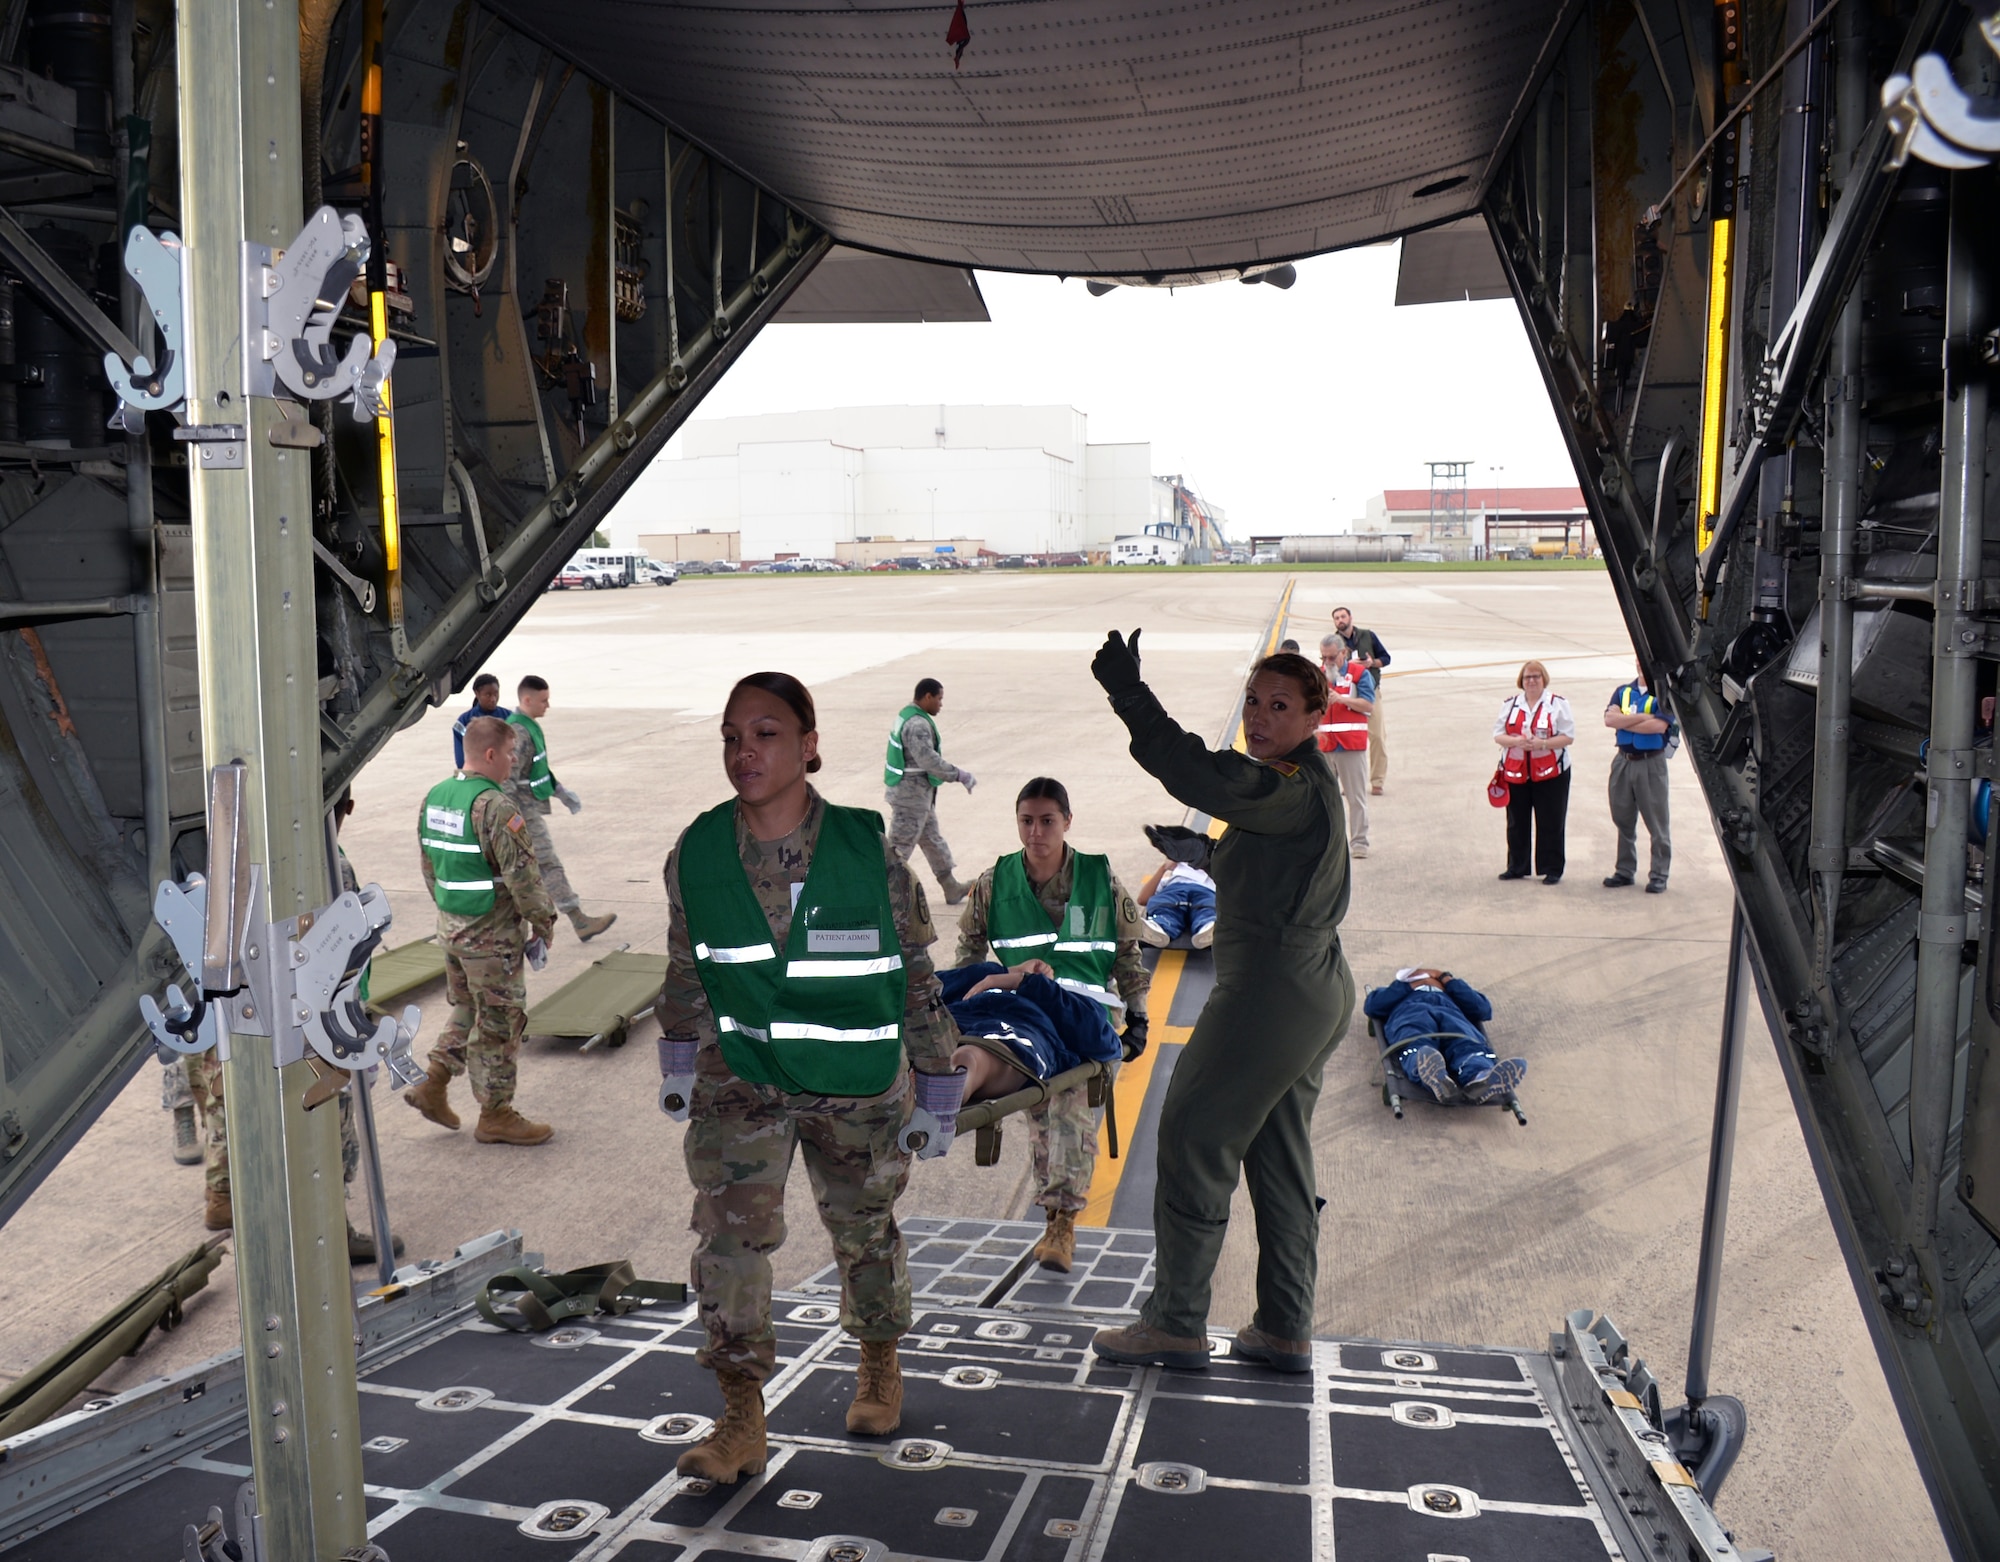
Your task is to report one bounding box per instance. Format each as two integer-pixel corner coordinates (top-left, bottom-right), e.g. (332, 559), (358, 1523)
(1267, 760), (1301, 777)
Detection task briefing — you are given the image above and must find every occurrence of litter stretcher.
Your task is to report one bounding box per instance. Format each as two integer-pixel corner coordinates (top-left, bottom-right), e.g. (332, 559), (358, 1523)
(362, 935), (448, 1009)
(954, 1060), (1118, 1166)
(1367, 992), (1528, 1126)
(523, 946), (666, 1051)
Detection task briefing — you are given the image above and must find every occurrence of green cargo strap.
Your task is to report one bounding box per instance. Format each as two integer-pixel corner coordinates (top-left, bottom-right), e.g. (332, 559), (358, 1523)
(681, 799), (905, 1096)
(508, 711), (555, 800)
(988, 848), (1123, 1015)
(883, 704), (943, 788)
(476, 1261), (686, 1332)
(420, 775), (503, 915)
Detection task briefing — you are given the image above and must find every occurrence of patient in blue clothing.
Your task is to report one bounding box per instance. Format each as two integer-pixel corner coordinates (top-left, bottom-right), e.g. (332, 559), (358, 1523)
(1363, 967), (1527, 1105)
(942, 958), (1122, 1100)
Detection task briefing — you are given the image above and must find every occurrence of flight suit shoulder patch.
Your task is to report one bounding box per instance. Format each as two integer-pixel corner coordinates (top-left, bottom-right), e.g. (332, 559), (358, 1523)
(1268, 759), (1301, 777)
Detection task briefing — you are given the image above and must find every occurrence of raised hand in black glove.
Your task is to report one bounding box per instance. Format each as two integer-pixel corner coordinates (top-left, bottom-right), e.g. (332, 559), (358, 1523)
(1091, 628), (1144, 696)
(1120, 1013), (1149, 1062)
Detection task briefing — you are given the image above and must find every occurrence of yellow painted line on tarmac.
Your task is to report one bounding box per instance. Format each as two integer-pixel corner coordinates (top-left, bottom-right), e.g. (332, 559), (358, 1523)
(1079, 948), (1189, 1228)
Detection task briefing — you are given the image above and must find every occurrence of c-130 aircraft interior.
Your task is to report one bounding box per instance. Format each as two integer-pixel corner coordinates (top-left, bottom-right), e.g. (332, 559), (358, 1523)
(0, 1), (1998, 1558)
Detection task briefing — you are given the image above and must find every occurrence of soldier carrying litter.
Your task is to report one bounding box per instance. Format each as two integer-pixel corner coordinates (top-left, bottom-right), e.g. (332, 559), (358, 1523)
(507, 674), (619, 942)
(656, 670), (968, 1486)
(405, 714), (560, 1145)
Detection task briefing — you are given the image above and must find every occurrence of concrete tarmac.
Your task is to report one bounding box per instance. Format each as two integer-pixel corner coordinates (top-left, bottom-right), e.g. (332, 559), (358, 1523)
(0, 569), (1947, 1559)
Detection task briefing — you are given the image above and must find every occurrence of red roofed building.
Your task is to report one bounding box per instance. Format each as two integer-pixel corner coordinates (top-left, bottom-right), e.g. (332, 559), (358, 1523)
(1355, 485), (1592, 560)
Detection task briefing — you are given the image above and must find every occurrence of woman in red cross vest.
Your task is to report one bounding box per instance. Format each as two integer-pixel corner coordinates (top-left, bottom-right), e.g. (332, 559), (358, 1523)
(1492, 660), (1575, 884)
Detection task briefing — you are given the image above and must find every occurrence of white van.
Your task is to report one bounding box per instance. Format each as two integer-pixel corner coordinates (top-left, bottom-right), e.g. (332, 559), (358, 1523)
(1111, 535), (1184, 567)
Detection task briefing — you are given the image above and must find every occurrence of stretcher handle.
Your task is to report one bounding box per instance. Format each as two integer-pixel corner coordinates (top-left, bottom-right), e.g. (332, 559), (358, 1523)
(955, 1060), (1107, 1136)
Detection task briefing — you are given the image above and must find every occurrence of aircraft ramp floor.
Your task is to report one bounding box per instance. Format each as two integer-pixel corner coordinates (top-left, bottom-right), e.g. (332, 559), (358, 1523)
(1, 1223), (1740, 1561)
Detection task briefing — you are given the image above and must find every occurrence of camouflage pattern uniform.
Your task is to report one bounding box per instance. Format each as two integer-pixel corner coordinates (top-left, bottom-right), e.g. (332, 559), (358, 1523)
(954, 849), (1149, 1212)
(659, 788), (960, 1382)
(506, 726), (579, 916)
(421, 787), (556, 1110)
(885, 712), (964, 888)
(188, 847), (370, 1202)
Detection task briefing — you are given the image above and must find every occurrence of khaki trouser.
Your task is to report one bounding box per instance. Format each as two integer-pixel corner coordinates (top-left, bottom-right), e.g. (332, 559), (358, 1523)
(885, 781), (957, 889)
(1366, 683), (1387, 790)
(1327, 748), (1370, 849)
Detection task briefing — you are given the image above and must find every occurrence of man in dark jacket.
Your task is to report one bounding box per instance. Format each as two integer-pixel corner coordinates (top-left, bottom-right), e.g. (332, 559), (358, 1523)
(1331, 606), (1391, 794)
(451, 673), (510, 768)
(1363, 968), (1524, 1104)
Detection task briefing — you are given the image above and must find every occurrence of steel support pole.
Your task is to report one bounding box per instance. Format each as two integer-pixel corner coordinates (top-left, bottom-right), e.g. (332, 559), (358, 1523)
(323, 811), (397, 1291)
(1686, 905), (1751, 1407)
(178, 0), (366, 1554)
(1910, 171), (1989, 1264)
(1807, 0), (1868, 968)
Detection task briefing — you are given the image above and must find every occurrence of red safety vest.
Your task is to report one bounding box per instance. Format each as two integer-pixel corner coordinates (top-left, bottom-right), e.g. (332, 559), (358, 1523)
(1317, 663), (1369, 752)
(1501, 696), (1564, 782)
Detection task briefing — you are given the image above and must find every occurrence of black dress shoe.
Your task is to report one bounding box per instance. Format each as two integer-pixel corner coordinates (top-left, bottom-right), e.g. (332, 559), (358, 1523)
(1603, 874), (1634, 887)
(1498, 869), (1529, 880)
(1542, 873), (1563, 885)
(1646, 880), (1668, 894)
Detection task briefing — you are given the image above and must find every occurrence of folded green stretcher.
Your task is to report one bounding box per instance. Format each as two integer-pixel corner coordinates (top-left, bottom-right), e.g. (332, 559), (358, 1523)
(524, 946), (666, 1051)
(364, 937), (449, 1009)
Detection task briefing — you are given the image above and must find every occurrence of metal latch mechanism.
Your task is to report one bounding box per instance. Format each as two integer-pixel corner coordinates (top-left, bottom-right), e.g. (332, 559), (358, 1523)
(139, 763), (424, 1091)
(103, 205), (397, 433)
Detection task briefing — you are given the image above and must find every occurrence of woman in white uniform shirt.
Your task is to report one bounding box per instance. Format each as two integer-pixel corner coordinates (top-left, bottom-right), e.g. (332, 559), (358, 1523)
(1493, 660), (1574, 884)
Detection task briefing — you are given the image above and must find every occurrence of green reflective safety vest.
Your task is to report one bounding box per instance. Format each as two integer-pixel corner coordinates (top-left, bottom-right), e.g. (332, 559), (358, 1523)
(508, 712), (554, 800)
(883, 705), (943, 788)
(680, 801), (906, 1096)
(987, 849), (1123, 1016)
(422, 775), (503, 916)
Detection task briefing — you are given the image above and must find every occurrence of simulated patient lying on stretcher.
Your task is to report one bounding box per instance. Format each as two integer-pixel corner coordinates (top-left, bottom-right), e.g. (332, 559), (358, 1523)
(943, 959), (1122, 1100)
(1364, 968), (1527, 1105)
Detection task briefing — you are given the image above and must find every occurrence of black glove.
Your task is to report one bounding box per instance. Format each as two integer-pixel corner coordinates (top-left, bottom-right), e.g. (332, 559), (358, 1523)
(1091, 628), (1144, 696)
(1144, 823), (1214, 873)
(1120, 1014), (1149, 1062)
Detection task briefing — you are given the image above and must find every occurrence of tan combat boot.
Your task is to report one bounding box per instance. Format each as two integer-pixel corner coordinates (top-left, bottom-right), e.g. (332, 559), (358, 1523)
(403, 1063), (460, 1130)
(571, 909), (618, 941)
(940, 877), (970, 907)
(475, 1105), (554, 1145)
(675, 1369), (767, 1483)
(1034, 1209), (1076, 1273)
(204, 1186), (232, 1231)
(846, 1337), (904, 1435)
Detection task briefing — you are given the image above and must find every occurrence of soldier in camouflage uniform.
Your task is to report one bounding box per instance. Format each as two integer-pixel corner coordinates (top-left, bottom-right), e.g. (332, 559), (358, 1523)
(506, 675), (617, 942)
(953, 776), (1150, 1271)
(657, 671), (966, 1486)
(883, 678), (974, 904)
(406, 714), (560, 1145)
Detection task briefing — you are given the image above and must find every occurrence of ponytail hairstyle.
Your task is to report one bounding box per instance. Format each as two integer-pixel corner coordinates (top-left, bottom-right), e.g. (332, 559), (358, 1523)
(1015, 776), (1072, 818)
(727, 671), (822, 773)
(1251, 651), (1329, 712)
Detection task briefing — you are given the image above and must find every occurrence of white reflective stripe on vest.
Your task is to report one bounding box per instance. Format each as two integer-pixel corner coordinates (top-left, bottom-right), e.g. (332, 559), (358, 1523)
(771, 1019), (901, 1043)
(421, 837), (485, 854)
(717, 1015), (771, 1041)
(992, 931), (1057, 949)
(1058, 977), (1125, 1010)
(435, 876), (496, 891)
(1320, 720), (1366, 732)
(696, 941), (779, 964)
(785, 955), (905, 978)
(1052, 939), (1118, 953)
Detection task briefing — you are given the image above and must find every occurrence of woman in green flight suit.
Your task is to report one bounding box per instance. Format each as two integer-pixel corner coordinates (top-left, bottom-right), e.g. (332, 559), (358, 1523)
(952, 775), (1150, 1272)
(654, 671), (968, 1485)
(1087, 633), (1353, 1374)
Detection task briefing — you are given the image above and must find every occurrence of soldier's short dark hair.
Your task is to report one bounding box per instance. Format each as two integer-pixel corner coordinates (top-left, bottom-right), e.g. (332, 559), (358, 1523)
(518, 674), (549, 695)
(1253, 651), (1330, 712)
(729, 671), (822, 774)
(472, 672), (499, 693)
(1278, 638), (1300, 654)
(914, 678), (943, 701)
(463, 714), (515, 759)
(1016, 777), (1072, 819)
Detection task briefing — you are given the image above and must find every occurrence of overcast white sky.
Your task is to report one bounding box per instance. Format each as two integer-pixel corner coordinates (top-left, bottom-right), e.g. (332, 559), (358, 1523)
(662, 240), (1577, 537)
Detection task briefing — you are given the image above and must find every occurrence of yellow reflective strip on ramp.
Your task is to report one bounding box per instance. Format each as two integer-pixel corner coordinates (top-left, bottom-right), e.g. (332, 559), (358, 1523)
(1608, 1388), (1644, 1410)
(1652, 1459), (1698, 1489)
(1079, 948), (1189, 1228)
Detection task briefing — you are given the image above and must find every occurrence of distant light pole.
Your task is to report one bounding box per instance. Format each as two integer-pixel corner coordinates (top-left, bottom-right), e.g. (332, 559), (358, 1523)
(926, 486), (938, 545)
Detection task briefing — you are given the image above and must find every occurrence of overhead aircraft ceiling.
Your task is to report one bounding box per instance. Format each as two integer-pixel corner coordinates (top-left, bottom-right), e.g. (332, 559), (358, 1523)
(490, 0), (1567, 277)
